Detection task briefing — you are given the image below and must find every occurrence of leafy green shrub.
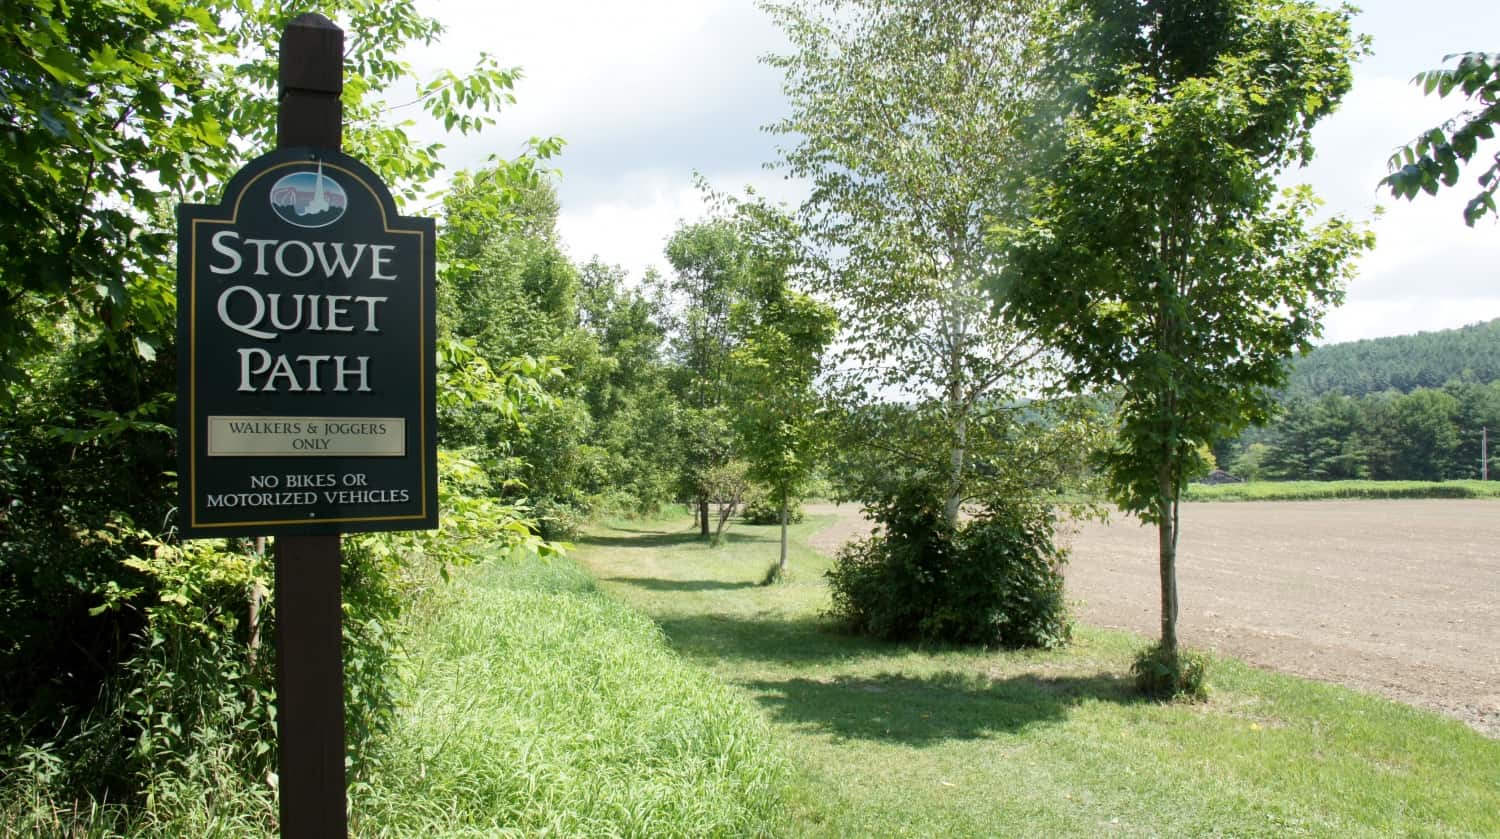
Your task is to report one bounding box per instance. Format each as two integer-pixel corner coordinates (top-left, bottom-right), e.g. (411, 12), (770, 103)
(825, 535), (897, 633)
(0, 335), (205, 814)
(742, 491), (805, 525)
(1131, 643), (1210, 702)
(0, 334), (390, 830)
(951, 510), (1072, 648)
(534, 496), (587, 540)
(1, 531), (279, 835)
(586, 487), (656, 517)
(1, 413), (557, 834)
(824, 480), (952, 641)
(0, 339), (177, 736)
(824, 479), (1071, 648)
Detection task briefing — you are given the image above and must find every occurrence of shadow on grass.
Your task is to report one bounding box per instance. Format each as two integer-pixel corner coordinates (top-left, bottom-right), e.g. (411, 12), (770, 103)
(601, 576), (760, 593)
(655, 613), (909, 666)
(576, 528), (766, 550)
(578, 524), (1139, 743)
(744, 671), (1138, 745)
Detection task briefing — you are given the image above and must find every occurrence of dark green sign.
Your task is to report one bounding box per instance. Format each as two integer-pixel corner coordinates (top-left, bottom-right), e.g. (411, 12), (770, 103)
(177, 147), (437, 537)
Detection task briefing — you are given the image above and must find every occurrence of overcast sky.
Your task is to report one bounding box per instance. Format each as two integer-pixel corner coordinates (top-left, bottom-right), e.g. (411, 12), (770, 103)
(405, 0), (1500, 345)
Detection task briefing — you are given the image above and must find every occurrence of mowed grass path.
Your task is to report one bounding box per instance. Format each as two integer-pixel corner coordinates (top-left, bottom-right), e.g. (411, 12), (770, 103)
(574, 511), (1500, 838)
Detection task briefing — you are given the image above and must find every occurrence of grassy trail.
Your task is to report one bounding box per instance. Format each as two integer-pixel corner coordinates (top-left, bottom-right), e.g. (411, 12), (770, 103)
(574, 511), (1500, 838)
(352, 557), (788, 837)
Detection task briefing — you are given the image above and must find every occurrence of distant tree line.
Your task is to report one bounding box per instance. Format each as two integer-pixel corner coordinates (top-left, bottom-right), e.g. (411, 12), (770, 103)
(1211, 319), (1500, 481)
(1225, 379), (1500, 482)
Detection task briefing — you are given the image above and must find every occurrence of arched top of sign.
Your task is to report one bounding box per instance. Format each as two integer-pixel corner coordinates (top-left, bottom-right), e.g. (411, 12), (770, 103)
(200, 146), (425, 239)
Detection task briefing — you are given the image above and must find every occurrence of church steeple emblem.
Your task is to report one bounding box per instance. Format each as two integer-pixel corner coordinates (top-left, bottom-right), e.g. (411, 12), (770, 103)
(270, 161), (347, 228)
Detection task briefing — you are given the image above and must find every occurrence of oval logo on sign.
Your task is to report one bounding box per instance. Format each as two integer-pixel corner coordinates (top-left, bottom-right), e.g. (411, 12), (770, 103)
(270, 163), (347, 228)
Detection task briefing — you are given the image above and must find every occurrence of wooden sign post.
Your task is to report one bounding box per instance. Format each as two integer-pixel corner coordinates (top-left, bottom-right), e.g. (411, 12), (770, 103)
(275, 16), (348, 839)
(175, 12), (438, 837)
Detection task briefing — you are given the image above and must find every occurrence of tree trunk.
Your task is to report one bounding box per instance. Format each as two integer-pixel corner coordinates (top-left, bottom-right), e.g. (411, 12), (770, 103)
(699, 497), (710, 537)
(944, 444), (964, 523)
(247, 536), (267, 666)
(944, 376), (967, 526)
(1157, 466), (1180, 655)
(711, 488), (744, 547)
(778, 499), (789, 573)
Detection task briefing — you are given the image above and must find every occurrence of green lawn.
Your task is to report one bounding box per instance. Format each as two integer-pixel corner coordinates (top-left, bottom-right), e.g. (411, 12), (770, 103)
(573, 510), (1500, 838)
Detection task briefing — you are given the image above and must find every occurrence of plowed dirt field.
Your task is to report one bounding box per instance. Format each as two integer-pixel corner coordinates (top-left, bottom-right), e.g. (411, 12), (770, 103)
(806, 499), (1500, 736)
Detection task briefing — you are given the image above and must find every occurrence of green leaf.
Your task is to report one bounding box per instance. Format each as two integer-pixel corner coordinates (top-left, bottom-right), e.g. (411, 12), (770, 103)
(34, 53), (86, 85)
(1441, 157), (1460, 186)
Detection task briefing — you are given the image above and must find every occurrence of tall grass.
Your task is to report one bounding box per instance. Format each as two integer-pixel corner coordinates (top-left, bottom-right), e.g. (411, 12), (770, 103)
(1, 742), (274, 839)
(354, 556), (789, 837)
(1184, 479), (1500, 501)
(4, 546), (788, 838)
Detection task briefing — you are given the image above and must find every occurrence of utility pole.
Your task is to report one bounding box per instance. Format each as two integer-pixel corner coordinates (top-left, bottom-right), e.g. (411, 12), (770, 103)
(1484, 426), (1489, 481)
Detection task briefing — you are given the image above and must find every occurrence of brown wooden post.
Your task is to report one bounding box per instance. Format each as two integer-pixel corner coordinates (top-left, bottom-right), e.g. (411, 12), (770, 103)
(274, 13), (348, 838)
(278, 13), (343, 150)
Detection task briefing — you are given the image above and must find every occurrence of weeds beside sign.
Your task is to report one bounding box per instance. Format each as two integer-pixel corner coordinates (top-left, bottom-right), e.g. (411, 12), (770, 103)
(177, 147), (437, 537)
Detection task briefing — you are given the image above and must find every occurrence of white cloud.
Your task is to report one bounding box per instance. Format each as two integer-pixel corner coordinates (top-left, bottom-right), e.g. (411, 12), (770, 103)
(402, 0), (1500, 343)
(1289, 1), (1500, 341)
(404, 0), (795, 279)
(555, 173), (704, 281)
(404, 0), (786, 168)
(1297, 69), (1500, 343)
(556, 167), (808, 283)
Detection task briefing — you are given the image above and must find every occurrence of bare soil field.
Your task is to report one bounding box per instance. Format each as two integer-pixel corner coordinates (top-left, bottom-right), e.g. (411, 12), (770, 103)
(805, 500), (1500, 736)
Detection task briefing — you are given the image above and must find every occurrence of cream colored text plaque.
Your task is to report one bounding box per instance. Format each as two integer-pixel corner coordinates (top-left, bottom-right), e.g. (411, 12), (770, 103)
(207, 416), (405, 457)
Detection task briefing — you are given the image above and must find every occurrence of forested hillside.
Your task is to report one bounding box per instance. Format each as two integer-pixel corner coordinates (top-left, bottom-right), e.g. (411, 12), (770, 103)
(1218, 319), (1500, 482)
(1286, 318), (1500, 399)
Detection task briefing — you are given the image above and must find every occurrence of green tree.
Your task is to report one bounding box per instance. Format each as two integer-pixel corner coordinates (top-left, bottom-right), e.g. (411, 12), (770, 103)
(578, 260), (668, 423)
(996, 0), (1371, 671)
(664, 220), (750, 411)
(0, 0), (548, 397)
(1262, 394), (1369, 480)
(1363, 389), (1462, 481)
(662, 221), (752, 534)
(730, 254), (837, 573)
(1446, 378), (1500, 479)
(763, 0), (1069, 524)
(576, 260), (681, 512)
(1230, 441), (1272, 482)
(439, 175), (626, 535)
(1382, 52), (1500, 226)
